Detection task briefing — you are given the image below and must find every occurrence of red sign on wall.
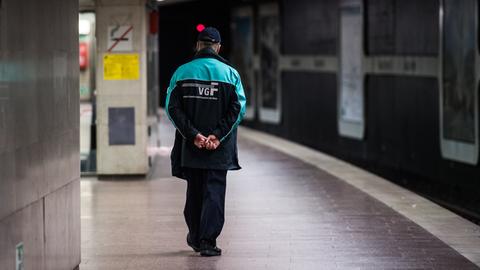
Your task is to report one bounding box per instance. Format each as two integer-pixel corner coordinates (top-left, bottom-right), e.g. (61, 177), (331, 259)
(79, 42), (88, 70)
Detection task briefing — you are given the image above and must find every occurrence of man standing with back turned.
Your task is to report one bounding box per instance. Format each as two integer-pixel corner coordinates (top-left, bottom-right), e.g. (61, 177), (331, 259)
(165, 27), (246, 257)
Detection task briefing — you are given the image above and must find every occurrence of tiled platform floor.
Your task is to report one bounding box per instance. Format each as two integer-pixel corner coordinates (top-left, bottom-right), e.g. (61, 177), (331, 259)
(80, 117), (479, 270)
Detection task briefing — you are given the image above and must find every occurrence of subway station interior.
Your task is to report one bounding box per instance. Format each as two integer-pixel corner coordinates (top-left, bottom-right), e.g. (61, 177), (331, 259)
(1, 0), (480, 269)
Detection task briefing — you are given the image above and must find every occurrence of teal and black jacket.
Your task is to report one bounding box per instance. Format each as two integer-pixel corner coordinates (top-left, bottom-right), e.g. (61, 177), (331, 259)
(165, 48), (246, 179)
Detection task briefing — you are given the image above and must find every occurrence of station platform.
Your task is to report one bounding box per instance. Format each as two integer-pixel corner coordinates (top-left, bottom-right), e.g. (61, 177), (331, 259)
(79, 115), (480, 270)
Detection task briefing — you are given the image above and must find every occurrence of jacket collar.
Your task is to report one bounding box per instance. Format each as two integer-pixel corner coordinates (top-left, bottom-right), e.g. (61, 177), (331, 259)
(194, 47), (231, 66)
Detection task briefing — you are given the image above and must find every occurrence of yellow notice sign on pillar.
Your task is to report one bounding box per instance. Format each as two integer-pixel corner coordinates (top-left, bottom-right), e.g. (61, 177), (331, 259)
(103, 53), (140, 80)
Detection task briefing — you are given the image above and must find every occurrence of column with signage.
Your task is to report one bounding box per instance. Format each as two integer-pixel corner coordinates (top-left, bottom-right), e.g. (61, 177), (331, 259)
(439, 0), (479, 165)
(95, 1), (149, 175)
(231, 6), (255, 120)
(258, 3), (281, 124)
(339, 0), (365, 139)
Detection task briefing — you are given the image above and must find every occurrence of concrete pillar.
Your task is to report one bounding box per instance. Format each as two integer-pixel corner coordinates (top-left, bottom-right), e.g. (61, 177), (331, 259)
(95, 0), (149, 175)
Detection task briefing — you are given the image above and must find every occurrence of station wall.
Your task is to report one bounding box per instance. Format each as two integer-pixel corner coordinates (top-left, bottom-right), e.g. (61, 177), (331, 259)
(234, 0), (480, 221)
(0, 0), (81, 268)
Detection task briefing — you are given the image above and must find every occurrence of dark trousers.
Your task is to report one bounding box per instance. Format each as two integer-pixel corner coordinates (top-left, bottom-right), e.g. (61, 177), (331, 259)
(184, 168), (227, 245)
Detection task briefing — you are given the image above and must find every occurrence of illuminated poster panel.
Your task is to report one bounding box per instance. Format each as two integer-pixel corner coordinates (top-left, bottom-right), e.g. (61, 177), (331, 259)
(231, 7), (255, 120)
(258, 4), (281, 124)
(440, 0), (479, 164)
(339, 0), (365, 139)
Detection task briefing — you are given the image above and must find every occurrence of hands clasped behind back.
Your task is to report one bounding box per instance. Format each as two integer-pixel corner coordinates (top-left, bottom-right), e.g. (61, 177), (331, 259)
(194, 133), (220, 150)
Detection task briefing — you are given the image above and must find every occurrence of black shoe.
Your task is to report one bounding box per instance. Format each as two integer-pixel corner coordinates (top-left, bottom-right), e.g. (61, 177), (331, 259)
(200, 240), (222, 257)
(187, 233), (200, 252)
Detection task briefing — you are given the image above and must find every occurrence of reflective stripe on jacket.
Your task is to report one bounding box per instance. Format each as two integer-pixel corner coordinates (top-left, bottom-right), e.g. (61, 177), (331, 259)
(165, 48), (246, 179)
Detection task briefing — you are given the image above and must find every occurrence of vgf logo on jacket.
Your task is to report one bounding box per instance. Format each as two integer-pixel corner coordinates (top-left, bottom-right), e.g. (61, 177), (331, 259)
(182, 82), (219, 100)
(198, 85), (218, 96)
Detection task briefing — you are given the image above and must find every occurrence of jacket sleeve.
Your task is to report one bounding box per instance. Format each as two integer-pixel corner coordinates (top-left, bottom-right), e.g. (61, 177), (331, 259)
(165, 76), (200, 141)
(212, 73), (247, 142)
